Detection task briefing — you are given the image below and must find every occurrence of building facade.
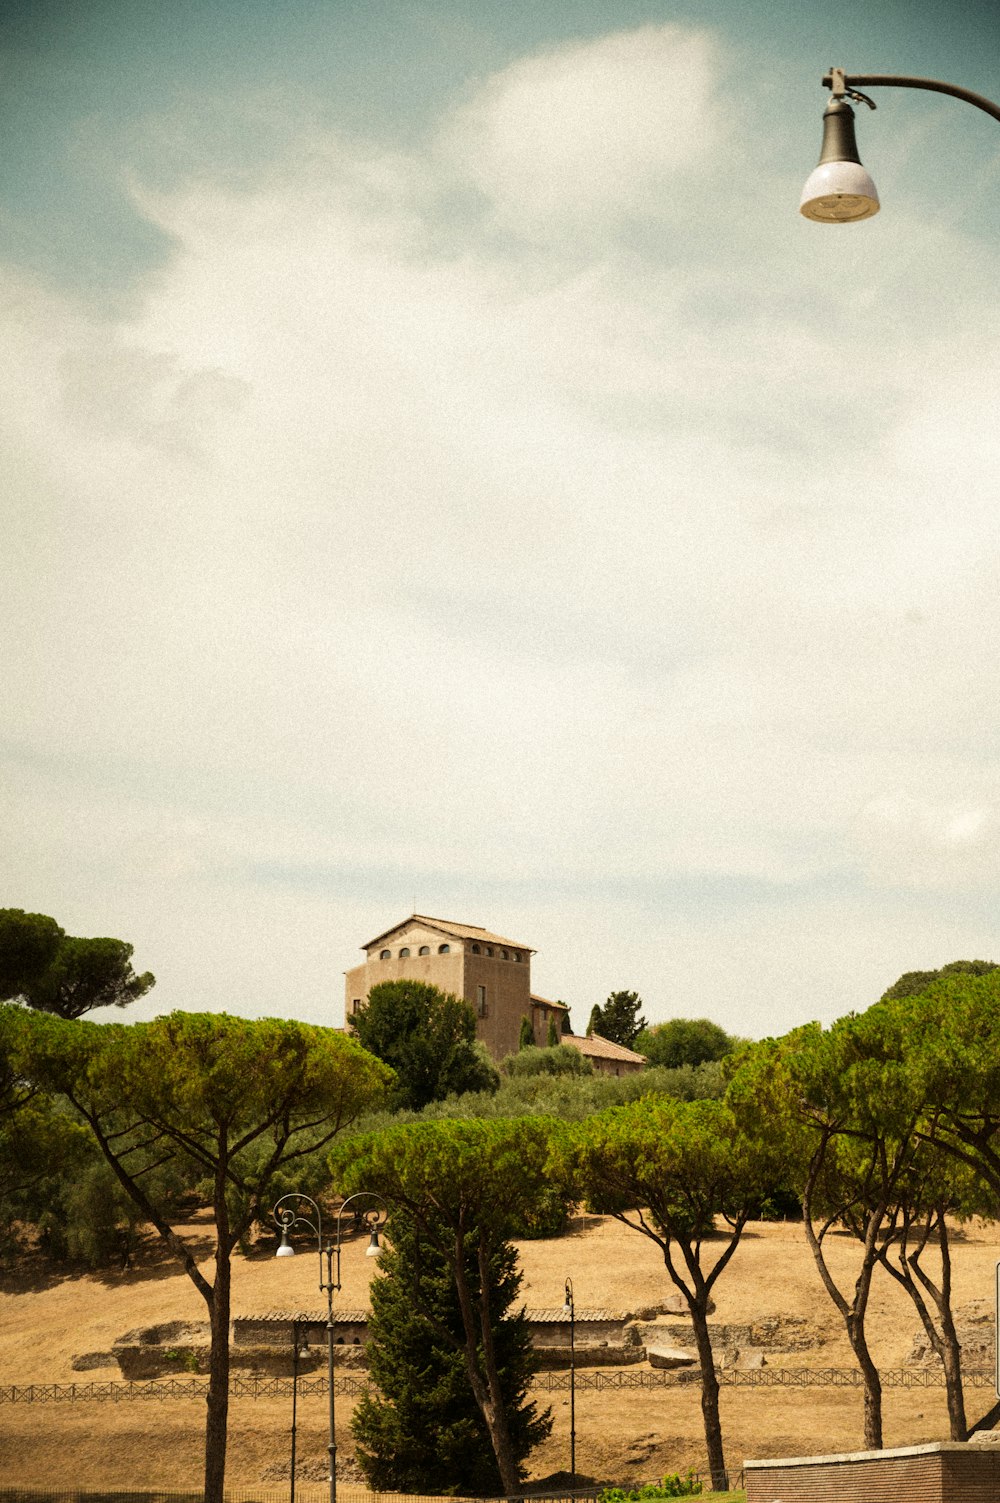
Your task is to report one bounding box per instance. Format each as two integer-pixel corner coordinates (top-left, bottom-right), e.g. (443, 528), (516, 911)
(346, 914), (559, 1061)
(344, 913), (644, 1072)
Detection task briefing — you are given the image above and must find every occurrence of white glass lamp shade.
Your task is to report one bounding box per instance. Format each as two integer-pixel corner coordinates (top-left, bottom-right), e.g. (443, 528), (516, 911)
(801, 95), (880, 223)
(275, 1230), (296, 1257)
(800, 160), (880, 222)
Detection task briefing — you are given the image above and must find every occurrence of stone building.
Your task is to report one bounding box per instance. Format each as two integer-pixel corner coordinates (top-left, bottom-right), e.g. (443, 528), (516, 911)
(561, 1031), (647, 1076)
(344, 914), (569, 1062)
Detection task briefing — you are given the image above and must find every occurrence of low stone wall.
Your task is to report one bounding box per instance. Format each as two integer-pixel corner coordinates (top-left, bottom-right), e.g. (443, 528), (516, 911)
(233, 1313), (368, 1348)
(745, 1442), (1000, 1503)
(533, 1344), (645, 1369)
(529, 1317), (626, 1348)
(634, 1316), (817, 1353)
(100, 1307), (821, 1380)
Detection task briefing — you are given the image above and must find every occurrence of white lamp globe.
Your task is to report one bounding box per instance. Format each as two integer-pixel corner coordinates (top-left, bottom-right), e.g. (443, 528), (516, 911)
(800, 160), (880, 221)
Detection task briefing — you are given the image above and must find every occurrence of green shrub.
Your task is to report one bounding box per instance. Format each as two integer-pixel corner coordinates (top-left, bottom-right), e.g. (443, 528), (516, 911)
(599, 1472), (702, 1500)
(503, 1044), (594, 1078)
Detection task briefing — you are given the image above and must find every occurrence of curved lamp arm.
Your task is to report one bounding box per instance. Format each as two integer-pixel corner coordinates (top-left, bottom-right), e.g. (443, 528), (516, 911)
(824, 68), (1000, 125)
(332, 1191), (390, 1288)
(273, 1190), (389, 1292)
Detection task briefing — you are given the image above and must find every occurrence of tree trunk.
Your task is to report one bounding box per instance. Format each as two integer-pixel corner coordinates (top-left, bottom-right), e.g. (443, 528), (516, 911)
(476, 1238), (523, 1494)
(802, 1148), (884, 1453)
(689, 1303), (727, 1491)
(452, 1231), (520, 1494)
(846, 1316), (883, 1451)
(940, 1336), (968, 1441)
(204, 1164), (233, 1503)
(204, 1248), (231, 1503)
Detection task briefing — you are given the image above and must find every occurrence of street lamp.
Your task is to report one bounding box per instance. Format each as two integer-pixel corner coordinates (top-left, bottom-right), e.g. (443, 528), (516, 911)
(562, 1277), (576, 1481)
(272, 1192), (388, 1503)
(800, 66), (1000, 222)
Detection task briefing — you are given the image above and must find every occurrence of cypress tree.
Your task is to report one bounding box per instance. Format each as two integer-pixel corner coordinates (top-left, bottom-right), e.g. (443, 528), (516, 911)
(353, 1214), (549, 1494)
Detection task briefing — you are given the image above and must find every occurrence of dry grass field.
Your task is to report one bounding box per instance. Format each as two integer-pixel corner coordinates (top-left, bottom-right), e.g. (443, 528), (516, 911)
(1, 1210), (998, 1492)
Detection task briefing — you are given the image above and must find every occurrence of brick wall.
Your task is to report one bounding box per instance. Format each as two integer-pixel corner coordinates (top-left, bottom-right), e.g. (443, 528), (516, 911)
(745, 1442), (1000, 1503)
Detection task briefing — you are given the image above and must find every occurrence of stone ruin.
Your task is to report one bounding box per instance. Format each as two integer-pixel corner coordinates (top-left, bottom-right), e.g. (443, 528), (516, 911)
(75, 1299), (828, 1380)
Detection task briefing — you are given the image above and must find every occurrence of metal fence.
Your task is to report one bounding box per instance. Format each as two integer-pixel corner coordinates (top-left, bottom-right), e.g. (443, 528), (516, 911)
(0, 1491), (609, 1503)
(0, 1366), (993, 1405)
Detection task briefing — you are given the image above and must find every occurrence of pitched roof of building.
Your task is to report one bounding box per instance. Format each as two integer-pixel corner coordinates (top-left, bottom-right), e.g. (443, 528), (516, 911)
(564, 1033), (647, 1065)
(362, 914), (535, 953)
(240, 1307), (623, 1326)
(523, 1308), (623, 1323)
(530, 993), (570, 1013)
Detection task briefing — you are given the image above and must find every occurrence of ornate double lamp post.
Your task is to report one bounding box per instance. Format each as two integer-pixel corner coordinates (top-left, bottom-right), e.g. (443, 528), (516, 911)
(272, 1192), (388, 1503)
(800, 66), (1000, 222)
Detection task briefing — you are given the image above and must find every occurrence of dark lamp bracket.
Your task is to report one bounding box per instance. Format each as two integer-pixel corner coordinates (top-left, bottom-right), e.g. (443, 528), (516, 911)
(825, 68), (876, 110)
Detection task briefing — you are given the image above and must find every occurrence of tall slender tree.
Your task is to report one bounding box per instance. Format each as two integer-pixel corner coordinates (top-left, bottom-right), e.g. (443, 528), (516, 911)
(567, 1097), (782, 1491)
(588, 991), (647, 1048)
(19, 1010), (392, 1503)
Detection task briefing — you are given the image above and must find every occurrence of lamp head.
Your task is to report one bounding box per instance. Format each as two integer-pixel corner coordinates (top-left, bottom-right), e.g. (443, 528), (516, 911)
(275, 1227), (296, 1258)
(365, 1226), (382, 1257)
(800, 96), (879, 222)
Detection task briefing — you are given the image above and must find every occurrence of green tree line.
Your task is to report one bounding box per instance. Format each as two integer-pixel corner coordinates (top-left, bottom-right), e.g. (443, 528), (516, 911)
(7, 910), (1000, 1497)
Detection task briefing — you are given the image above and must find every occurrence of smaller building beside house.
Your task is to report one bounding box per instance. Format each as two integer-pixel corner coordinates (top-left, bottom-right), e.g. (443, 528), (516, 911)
(564, 1032), (646, 1076)
(529, 992), (571, 1041)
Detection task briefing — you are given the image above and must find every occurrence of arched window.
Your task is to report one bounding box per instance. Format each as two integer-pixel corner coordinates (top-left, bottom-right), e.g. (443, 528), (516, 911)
(418, 945), (430, 956)
(486, 946), (494, 957)
(399, 947), (410, 958)
(514, 951), (522, 962)
(471, 943), (481, 954)
(501, 949), (509, 960)
(438, 943), (450, 954)
(379, 949), (391, 960)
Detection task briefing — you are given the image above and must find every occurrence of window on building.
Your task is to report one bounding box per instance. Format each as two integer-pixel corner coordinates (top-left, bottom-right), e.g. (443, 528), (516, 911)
(501, 949), (509, 960)
(476, 985), (487, 1018)
(438, 943), (450, 954)
(418, 946), (430, 955)
(379, 949), (391, 960)
(351, 999), (362, 1014)
(471, 943), (481, 953)
(514, 951), (522, 962)
(486, 946), (494, 957)
(399, 947), (410, 958)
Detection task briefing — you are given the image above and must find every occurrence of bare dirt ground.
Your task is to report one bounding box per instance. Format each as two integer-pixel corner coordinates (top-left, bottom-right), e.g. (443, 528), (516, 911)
(1, 1211), (998, 1491)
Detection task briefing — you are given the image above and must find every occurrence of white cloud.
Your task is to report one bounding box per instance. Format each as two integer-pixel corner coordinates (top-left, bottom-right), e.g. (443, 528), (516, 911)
(4, 24), (1000, 1034)
(439, 25), (726, 239)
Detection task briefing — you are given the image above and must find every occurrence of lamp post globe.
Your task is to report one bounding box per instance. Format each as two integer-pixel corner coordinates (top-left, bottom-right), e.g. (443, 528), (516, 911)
(800, 96), (879, 222)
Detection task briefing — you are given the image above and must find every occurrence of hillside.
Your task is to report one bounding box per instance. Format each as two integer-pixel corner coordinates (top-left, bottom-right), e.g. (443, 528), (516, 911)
(2, 1211), (998, 1490)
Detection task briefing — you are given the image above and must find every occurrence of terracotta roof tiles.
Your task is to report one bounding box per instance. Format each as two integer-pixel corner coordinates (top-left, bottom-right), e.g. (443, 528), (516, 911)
(564, 1033), (647, 1065)
(363, 914), (534, 953)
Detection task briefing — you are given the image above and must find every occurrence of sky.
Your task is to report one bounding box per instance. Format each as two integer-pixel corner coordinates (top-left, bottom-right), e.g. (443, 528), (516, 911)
(3, 0), (1000, 1042)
